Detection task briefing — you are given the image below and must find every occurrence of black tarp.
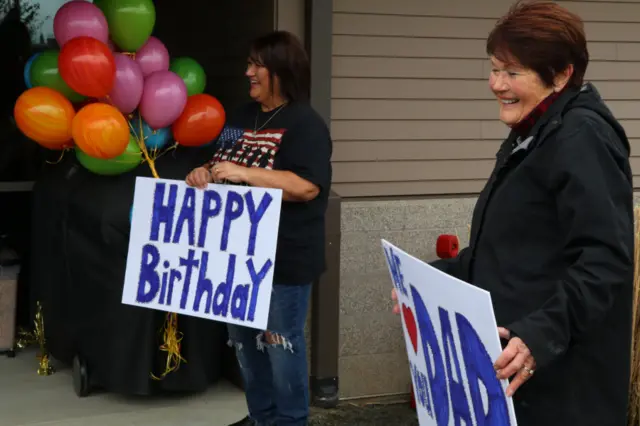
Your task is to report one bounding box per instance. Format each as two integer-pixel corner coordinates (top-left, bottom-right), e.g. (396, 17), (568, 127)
(28, 145), (231, 395)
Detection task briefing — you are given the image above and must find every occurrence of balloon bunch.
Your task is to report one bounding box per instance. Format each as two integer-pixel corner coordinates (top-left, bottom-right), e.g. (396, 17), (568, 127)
(13, 0), (228, 380)
(14, 0), (226, 178)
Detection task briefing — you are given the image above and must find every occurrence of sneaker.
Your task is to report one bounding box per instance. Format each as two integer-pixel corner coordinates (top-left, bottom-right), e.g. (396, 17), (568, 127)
(227, 416), (256, 426)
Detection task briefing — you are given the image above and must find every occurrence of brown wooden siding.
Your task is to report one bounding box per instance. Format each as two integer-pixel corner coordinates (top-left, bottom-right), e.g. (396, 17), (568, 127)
(331, 0), (640, 197)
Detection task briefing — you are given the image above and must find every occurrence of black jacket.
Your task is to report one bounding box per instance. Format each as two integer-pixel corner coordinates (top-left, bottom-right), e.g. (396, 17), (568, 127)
(433, 83), (634, 426)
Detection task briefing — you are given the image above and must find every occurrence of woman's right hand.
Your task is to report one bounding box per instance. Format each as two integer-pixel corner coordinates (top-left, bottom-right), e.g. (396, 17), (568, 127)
(185, 166), (211, 189)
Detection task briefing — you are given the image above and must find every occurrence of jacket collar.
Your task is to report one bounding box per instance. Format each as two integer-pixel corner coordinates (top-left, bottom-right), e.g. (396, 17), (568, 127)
(504, 84), (592, 154)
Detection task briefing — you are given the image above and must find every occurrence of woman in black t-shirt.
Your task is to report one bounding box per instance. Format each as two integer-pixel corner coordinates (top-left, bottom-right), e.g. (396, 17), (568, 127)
(186, 31), (332, 426)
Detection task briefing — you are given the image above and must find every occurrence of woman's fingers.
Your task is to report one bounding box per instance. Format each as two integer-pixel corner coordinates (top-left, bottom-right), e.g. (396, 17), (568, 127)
(505, 363), (535, 396)
(498, 327), (511, 340)
(496, 349), (528, 380)
(494, 338), (519, 371)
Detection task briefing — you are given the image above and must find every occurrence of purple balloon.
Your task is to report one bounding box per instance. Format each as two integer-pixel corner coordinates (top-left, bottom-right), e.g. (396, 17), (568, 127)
(135, 36), (170, 77)
(140, 71), (187, 130)
(108, 54), (144, 115)
(53, 0), (109, 47)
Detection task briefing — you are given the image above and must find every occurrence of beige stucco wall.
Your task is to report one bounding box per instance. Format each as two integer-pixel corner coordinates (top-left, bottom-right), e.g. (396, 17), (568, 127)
(337, 197), (475, 398)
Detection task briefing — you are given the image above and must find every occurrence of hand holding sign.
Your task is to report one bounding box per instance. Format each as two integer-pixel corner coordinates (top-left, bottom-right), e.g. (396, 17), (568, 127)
(495, 328), (536, 397)
(382, 240), (518, 426)
(212, 161), (250, 184)
(186, 167), (212, 189)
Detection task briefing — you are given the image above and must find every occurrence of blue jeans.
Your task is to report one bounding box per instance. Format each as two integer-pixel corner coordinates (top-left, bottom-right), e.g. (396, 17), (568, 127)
(227, 283), (312, 426)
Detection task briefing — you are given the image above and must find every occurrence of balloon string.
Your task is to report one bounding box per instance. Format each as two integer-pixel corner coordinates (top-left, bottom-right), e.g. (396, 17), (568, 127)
(45, 148), (67, 165)
(128, 117), (159, 179)
(129, 116), (185, 379)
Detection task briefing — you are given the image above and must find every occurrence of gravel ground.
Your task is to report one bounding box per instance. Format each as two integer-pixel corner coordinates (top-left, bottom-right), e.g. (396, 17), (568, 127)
(309, 402), (418, 426)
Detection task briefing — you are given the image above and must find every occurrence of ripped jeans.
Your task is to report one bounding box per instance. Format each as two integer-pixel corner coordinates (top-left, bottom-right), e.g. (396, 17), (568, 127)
(227, 283), (312, 426)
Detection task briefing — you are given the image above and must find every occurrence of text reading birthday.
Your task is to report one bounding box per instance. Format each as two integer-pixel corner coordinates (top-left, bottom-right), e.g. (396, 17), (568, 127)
(122, 177), (283, 330)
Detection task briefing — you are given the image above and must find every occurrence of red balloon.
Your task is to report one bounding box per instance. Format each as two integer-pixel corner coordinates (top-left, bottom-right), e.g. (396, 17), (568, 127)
(59, 36), (116, 98)
(172, 94), (226, 147)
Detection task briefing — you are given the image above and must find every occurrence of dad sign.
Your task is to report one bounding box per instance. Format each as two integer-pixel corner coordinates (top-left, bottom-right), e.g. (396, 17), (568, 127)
(381, 239), (518, 426)
(123, 177), (282, 330)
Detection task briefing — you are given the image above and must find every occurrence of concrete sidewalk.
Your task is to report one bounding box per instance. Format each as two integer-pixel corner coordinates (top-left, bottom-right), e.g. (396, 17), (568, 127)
(0, 348), (247, 426)
(1, 347), (419, 426)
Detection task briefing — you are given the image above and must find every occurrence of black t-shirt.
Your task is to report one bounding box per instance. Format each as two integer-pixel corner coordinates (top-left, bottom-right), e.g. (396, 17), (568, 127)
(207, 101), (332, 285)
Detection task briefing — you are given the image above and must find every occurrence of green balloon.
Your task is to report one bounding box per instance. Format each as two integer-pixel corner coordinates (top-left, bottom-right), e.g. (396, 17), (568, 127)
(76, 135), (142, 176)
(92, 0), (106, 13)
(170, 57), (207, 96)
(30, 50), (85, 103)
(102, 0), (156, 52)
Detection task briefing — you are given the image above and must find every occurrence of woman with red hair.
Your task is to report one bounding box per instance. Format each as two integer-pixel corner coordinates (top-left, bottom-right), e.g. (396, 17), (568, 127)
(393, 1), (633, 424)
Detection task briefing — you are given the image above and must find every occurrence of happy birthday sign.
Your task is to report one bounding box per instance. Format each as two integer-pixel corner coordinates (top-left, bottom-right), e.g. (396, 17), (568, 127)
(122, 177), (282, 329)
(381, 239), (518, 426)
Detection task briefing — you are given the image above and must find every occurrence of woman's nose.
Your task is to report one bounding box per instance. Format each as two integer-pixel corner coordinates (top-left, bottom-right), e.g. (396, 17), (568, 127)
(490, 72), (508, 92)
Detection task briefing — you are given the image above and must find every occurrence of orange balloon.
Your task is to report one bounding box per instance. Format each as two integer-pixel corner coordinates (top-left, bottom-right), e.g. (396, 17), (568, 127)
(14, 87), (75, 150)
(172, 94), (226, 147)
(71, 103), (129, 159)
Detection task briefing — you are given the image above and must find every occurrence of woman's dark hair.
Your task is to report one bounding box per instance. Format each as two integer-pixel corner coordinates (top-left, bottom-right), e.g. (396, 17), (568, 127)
(249, 30), (310, 102)
(486, 0), (589, 89)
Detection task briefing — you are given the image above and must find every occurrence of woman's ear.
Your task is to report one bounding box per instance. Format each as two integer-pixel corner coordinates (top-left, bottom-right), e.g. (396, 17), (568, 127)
(553, 64), (574, 92)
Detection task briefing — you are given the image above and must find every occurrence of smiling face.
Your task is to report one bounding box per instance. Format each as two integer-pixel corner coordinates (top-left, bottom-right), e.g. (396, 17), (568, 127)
(489, 56), (559, 127)
(245, 58), (283, 110)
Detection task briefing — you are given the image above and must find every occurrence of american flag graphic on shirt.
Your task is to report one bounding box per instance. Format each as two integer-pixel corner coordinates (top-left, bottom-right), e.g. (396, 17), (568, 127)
(209, 127), (286, 170)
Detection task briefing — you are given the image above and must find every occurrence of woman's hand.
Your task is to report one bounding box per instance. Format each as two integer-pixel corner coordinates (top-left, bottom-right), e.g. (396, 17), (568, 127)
(186, 166), (211, 189)
(391, 288), (400, 314)
(494, 327), (536, 397)
(211, 161), (249, 184)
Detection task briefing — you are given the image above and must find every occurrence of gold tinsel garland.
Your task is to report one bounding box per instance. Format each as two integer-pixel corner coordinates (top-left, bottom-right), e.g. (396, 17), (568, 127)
(16, 301), (54, 375)
(130, 115), (186, 380)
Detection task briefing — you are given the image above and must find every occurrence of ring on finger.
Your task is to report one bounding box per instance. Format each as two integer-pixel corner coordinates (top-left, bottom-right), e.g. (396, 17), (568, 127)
(522, 366), (535, 376)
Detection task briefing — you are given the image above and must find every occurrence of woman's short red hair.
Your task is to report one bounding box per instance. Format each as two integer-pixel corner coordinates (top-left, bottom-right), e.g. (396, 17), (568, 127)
(486, 0), (589, 89)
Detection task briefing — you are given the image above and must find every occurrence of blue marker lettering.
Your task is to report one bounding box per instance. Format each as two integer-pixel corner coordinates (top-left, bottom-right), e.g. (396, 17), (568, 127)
(198, 189), (222, 248)
(384, 247), (408, 296)
(136, 244), (160, 303)
(193, 251), (213, 314)
(221, 191), (244, 252)
(159, 260), (170, 304)
(172, 187), (196, 246)
(244, 190), (273, 256)
(167, 268), (182, 306)
(456, 313), (511, 426)
(439, 307), (473, 426)
(212, 253), (236, 317)
(231, 284), (250, 320)
(411, 285), (449, 425)
(150, 182), (178, 243)
(178, 249), (199, 310)
(246, 258), (272, 322)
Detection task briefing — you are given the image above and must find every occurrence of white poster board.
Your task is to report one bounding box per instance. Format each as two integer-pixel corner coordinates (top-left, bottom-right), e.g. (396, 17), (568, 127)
(122, 177), (282, 330)
(381, 239), (518, 426)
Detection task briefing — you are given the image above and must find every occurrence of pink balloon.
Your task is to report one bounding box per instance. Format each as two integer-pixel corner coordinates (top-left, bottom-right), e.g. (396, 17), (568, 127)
(107, 54), (144, 115)
(53, 0), (108, 47)
(140, 71), (187, 129)
(135, 36), (170, 77)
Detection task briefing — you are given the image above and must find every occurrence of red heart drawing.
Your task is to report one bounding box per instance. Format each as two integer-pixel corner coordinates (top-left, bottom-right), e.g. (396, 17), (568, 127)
(402, 304), (418, 354)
